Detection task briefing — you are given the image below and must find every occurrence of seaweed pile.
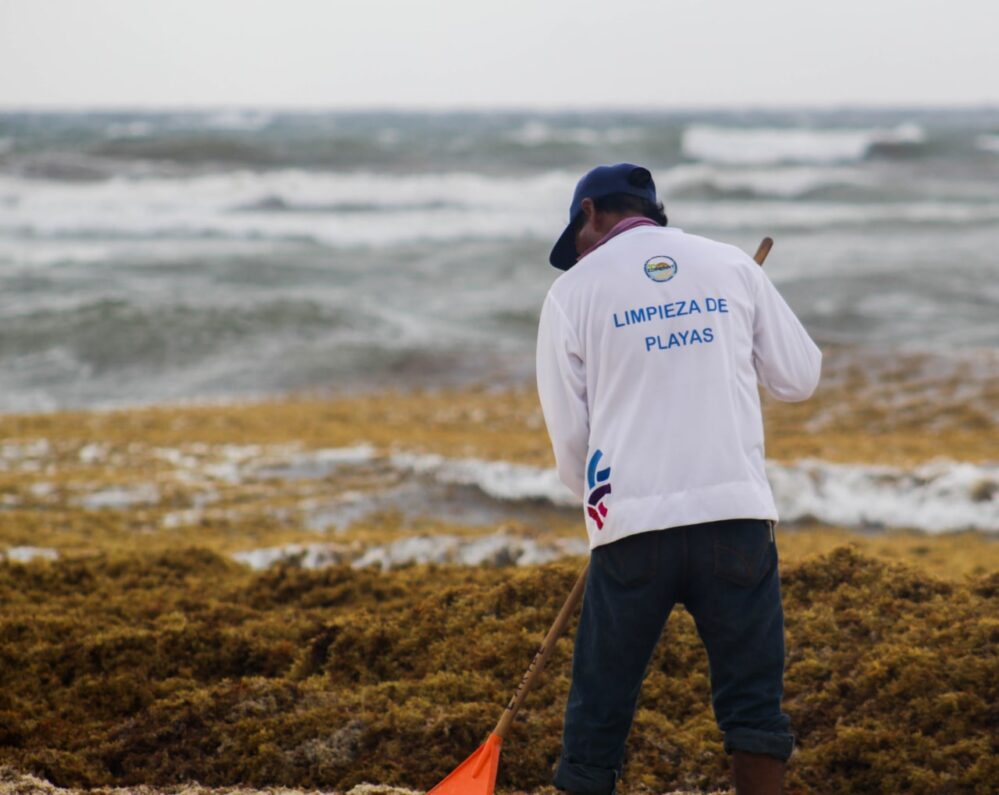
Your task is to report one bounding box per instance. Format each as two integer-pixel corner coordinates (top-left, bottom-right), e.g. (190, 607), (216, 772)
(1, 546), (995, 794)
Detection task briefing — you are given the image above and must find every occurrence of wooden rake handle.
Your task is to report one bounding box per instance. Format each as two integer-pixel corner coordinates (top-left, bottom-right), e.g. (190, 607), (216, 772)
(753, 236), (774, 266)
(493, 235), (775, 740)
(493, 563), (589, 739)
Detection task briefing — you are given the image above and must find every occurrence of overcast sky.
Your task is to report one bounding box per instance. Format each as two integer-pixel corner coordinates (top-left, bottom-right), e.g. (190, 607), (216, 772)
(1, 0), (997, 109)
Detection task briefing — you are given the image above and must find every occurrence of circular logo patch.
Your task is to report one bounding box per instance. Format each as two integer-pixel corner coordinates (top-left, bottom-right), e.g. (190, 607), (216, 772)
(644, 255), (678, 283)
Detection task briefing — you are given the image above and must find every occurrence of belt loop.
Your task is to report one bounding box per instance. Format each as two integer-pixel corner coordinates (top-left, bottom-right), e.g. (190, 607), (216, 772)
(768, 520), (775, 543)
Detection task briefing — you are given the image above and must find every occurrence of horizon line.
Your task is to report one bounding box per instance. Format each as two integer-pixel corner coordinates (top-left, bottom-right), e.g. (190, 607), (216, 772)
(1, 101), (998, 115)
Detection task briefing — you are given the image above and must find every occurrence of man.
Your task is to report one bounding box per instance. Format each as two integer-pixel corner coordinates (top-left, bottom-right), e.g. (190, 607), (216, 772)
(536, 163), (822, 795)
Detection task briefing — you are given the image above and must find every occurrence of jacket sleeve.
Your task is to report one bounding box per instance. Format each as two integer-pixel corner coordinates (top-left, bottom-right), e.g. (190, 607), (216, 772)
(751, 265), (823, 401)
(536, 292), (589, 500)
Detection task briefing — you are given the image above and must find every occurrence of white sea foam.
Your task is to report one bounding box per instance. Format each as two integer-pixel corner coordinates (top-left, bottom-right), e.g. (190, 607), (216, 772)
(228, 535), (589, 571)
(152, 442), (372, 487)
(350, 533), (589, 570)
(0, 439), (51, 460)
(389, 453), (997, 533)
(203, 110), (273, 130)
(78, 442), (109, 464)
(30, 481), (55, 498)
(135, 443), (999, 536)
(302, 490), (381, 533)
(507, 121), (640, 147)
(2, 546), (59, 563)
(682, 123), (926, 165)
(0, 170), (569, 248)
(677, 199), (999, 231)
(976, 134), (999, 154)
(661, 163), (869, 199)
(3, 159), (998, 259)
(767, 458), (998, 533)
(77, 483), (160, 509)
(160, 508), (202, 529)
(153, 442), (297, 485)
(158, 491), (218, 528)
(231, 542), (354, 570)
(251, 444), (378, 481)
(152, 443), (996, 534)
(104, 121), (155, 138)
(389, 452), (578, 507)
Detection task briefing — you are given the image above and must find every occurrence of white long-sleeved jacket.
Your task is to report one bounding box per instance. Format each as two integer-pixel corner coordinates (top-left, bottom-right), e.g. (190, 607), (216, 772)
(536, 225), (822, 549)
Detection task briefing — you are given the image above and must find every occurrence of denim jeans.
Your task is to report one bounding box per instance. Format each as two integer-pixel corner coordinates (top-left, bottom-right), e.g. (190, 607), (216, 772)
(552, 518), (794, 795)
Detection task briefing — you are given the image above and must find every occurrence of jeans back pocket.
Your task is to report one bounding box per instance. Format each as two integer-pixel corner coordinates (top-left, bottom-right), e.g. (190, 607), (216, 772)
(712, 519), (775, 588)
(593, 530), (660, 588)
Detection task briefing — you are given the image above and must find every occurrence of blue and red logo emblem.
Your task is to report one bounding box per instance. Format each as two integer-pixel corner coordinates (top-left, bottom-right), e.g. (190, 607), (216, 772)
(586, 449), (612, 530)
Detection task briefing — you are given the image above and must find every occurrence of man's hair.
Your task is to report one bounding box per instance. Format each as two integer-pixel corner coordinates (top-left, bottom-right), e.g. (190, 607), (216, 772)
(573, 193), (668, 232)
(594, 193), (668, 225)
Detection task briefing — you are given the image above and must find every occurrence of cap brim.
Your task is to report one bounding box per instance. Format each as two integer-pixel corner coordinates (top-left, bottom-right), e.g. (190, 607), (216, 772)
(549, 220), (579, 271)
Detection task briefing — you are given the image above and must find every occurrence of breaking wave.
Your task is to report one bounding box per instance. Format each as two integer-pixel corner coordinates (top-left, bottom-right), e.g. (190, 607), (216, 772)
(389, 452), (579, 506)
(388, 453), (998, 534)
(2, 110), (998, 410)
(4, 166), (999, 256)
(231, 533), (590, 571)
(976, 134), (999, 154)
(682, 123), (927, 166)
(660, 164), (872, 200)
(505, 120), (642, 147)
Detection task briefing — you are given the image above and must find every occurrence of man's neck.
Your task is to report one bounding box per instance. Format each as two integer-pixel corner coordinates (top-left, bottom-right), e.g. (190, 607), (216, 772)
(594, 212), (642, 237)
(578, 215), (659, 261)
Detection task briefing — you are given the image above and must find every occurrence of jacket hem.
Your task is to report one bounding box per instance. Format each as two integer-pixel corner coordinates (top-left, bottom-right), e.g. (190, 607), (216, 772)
(586, 480), (778, 550)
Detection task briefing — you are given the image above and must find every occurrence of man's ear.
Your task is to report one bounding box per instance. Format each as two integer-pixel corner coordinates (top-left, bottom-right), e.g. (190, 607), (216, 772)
(579, 197), (596, 223)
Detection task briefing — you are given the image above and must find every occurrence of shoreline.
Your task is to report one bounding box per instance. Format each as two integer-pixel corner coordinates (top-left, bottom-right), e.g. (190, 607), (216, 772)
(0, 342), (995, 455)
(0, 381), (995, 577)
(1, 340), (995, 466)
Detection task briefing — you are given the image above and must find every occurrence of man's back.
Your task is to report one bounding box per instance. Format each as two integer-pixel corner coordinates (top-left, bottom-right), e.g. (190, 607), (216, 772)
(541, 164), (816, 794)
(536, 224), (822, 549)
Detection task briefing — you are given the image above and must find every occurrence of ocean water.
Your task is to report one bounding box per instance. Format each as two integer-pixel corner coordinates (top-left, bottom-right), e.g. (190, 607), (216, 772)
(1, 108), (998, 411)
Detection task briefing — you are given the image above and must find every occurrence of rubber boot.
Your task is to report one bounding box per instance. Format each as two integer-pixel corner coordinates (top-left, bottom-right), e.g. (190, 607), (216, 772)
(731, 751), (786, 795)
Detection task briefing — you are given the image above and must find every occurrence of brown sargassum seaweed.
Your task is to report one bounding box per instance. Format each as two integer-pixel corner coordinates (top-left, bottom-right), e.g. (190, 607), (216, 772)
(0, 546), (996, 794)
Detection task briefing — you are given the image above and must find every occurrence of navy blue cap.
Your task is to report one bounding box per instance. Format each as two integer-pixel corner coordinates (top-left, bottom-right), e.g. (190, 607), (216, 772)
(549, 162), (658, 270)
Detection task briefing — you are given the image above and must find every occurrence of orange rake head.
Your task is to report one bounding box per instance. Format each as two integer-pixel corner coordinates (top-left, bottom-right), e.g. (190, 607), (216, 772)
(427, 732), (502, 795)
(425, 565), (590, 795)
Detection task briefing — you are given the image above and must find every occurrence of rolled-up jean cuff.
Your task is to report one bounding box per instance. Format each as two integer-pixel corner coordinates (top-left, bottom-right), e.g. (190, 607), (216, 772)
(724, 728), (795, 761)
(552, 754), (618, 795)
